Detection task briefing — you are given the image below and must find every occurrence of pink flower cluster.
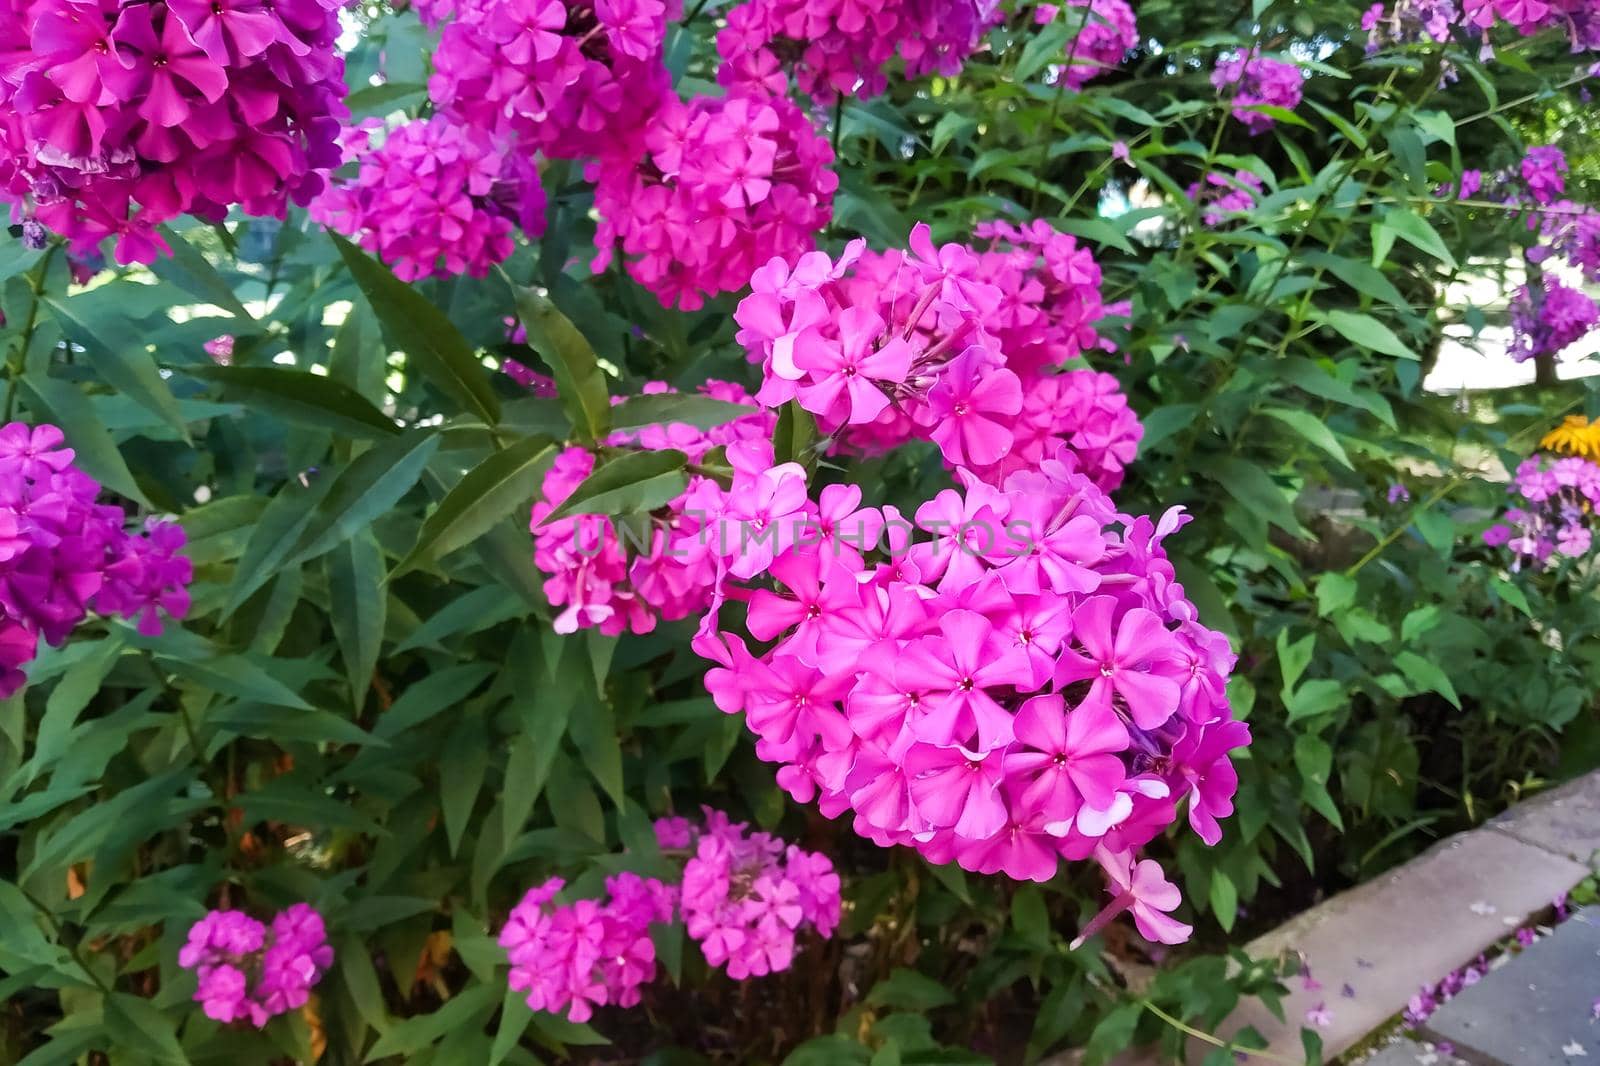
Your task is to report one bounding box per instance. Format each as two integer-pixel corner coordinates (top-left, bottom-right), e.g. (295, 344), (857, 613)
(694, 455), (1247, 946)
(1188, 170), (1264, 226)
(1464, 0), (1600, 50)
(1363, 0), (1459, 50)
(1508, 279), (1599, 363)
(177, 905), (333, 1026)
(529, 385), (778, 634)
(499, 810), (837, 1022)
(1484, 454), (1600, 566)
(716, 0), (1001, 103)
(592, 90), (838, 310)
(735, 221), (1139, 491)
(311, 117), (546, 281)
(1210, 54), (1305, 135)
(1520, 145), (1569, 205)
(499, 872), (675, 1022)
(1042, 0), (1139, 90)
(670, 809), (841, 978)
(0, 0), (346, 264)
(427, 0), (677, 166)
(0, 422), (191, 697)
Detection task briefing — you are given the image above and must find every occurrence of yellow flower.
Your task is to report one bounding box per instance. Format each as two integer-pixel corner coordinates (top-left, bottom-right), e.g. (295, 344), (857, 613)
(1540, 415), (1600, 461)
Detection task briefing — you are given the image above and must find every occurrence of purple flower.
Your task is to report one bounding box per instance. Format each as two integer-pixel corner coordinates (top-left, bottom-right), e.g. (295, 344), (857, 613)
(1211, 54), (1305, 134)
(1388, 483), (1411, 504)
(178, 905), (332, 1027)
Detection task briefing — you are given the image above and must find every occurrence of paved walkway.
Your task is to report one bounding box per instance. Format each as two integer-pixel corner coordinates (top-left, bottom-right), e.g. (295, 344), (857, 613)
(1354, 907), (1600, 1066)
(1087, 770), (1600, 1065)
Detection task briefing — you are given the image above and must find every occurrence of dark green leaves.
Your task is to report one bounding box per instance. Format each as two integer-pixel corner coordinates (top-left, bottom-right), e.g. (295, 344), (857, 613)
(186, 365), (399, 439)
(395, 435), (556, 575)
(42, 295), (186, 440)
(536, 449), (688, 526)
(610, 393), (756, 432)
(333, 235), (501, 425)
(509, 283), (610, 443)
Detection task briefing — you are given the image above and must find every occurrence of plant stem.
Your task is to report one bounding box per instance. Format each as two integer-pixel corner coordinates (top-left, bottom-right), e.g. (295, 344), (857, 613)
(1141, 1001), (1304, 1066)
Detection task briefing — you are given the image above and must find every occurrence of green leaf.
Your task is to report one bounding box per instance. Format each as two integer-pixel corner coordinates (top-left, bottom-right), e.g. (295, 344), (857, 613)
(1315, 573), (1357, 617)
(490, 987), (535, 1066)
(1277, 631), (1316, 692)
(1379, 209), (1458, 269)
(375, 663), (494, 738)
(867, 969), (956, 1011)
(365, 982), (499, 1061)
(395, 435), (556, 575)
(18, 374), (149, 507)
(104, 993), (188, 1064)
(1261, 407), (1353, 468)
(1211, 459), (1309, 539)
(161, 651), (312, 710)
(441, 711), (489, 856)
(287, 431), (441, 566)
(186, 365), (398, 439)
(1309, 309), (1415, 359)
(1395, 650), (1461, 709)
(1285, 678), (1346, 724)
(610, 393), (758, 432)
(1014, 20), (1070, 81)
(151, 226), (253, 319)
(224, 474), (336, 616)
(773, 401), (819, 469)
(1138, 404), (1196, 452)
(1210, 869), (1238, 931)
(30, 638), (123, 781)
(1491, 576), (1533, 617)
(43, 295), (188, 440)
(327, 532), (387, 711)
(333, 234), (501, 424)
(1301, 251), (1409, 308)
(537, 449), (688, 525)
(509, 283), (611, 443)
(1401, 605), (1442, 642)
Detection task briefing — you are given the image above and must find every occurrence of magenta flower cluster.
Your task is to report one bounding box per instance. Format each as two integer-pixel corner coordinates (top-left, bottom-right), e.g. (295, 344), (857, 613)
(1038, 0), (1139, 90)
(419, 0), (839, 306)
(426, 0), (677, 166)
(311, 117), (546, 281)
(529, 383), (777, 635)
(499, 810), (839, 1022)
(1508, 279), (1599, 363)
(1210, 54), (1305, 135)
(1187, 170), (1264, 227)
(735, 221), (1139, 492)
(694, 451), (1247, 946)
(591, 90), (839, 310)
(177, 905), (333, 1027)
(1483, 454), (1600, 566)
(670, 809), (841, 979)
(0, 0), (346, 264)
(0, 422), (191, 697)
(715, 0), (1000, 104)
(500, 871), (675, 1022)
(1363, 0), (1460, 50)
(1464, 0), (1600, 50)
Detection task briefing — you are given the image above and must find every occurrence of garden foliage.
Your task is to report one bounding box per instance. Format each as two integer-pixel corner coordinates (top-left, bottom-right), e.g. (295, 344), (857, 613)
(2, 0), (1600, 1062)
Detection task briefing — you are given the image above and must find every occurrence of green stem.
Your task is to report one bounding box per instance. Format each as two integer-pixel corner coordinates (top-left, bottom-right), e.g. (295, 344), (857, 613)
(1343, 393), (1588, 578)
(1141, 1001), (1304, 1066)
(4, 244), (61, 422)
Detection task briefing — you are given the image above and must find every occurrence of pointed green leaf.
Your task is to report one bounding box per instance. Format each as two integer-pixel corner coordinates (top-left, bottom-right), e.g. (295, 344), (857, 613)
(286, 431), (440, 566)
(395, 435), (556, 575)
(333, 234), (500, 424)
(18, 374), (150, 506)
(1395, 651), (1461, 709)
(327, 532), (387, 711)
(1379, 209), (1458, 269)
(610, 393), (759, 432)
(152, 226), (253, 319)
(509, 283), (610, 443)
(43, 295), (188, 440)
(1261, 407), (1353, 467)
(186, 365), (398, 439)
(537, 448), (688, 525)
(1309, 309), (1416, 359)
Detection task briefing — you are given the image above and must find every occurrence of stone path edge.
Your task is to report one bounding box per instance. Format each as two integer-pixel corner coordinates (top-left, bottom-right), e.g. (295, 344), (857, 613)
(1040, 768), (1600, 1066)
